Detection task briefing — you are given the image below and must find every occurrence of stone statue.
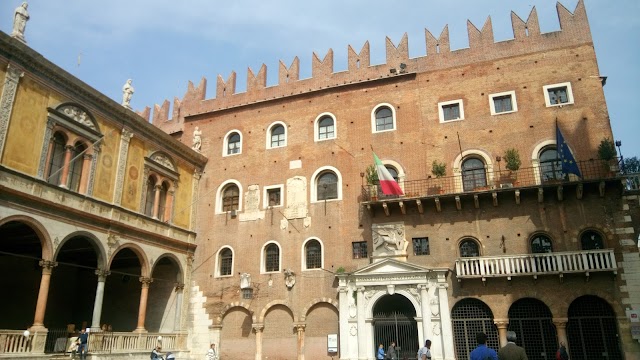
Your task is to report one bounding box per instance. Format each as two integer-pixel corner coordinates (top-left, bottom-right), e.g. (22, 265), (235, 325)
(122, 79), (134, 109)
(192, 126), (202, 151)
(11, 2), (29, 43)
(284, 269), (296, 289)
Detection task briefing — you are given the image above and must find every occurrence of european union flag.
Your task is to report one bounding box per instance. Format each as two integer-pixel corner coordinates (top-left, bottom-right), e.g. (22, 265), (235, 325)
(556, 124), (582, 178)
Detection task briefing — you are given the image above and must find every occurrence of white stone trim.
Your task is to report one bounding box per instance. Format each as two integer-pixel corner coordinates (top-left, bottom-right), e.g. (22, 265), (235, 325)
(262, 184), (284, 209)
(214, 246), (235, 278)
(543, 82), (574, 107)
(371, 103), (397, 133)
(301, 237), (325, 271)
(452, 149), (494, 192)
(215, 179), (243, 214)
(310, 166), (343, 203)
(438, 99), (464, 123)
(314, 112), (337, 142)
(266, 121), (287, 149)
(260, 241), (282, 274)
(222, 129), (242, 157)
(531, 139), (557, 185)
(488, 90), (518, 115)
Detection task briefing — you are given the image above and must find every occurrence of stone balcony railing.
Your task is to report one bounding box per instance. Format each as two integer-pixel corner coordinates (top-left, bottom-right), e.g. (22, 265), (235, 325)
(360, 158), (637, 202)
(455, 249), (617, 283)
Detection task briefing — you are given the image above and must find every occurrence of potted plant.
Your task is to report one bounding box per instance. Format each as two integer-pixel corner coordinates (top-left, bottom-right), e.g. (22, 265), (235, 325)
(502, 148), (521, 184)
(429, 160), (446, 194)
(365, 165), (379, 200)
(597, 137), (618, 172)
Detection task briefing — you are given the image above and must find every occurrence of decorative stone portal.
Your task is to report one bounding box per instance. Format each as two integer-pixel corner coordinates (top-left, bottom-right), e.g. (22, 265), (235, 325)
(336, 259), (455, 360)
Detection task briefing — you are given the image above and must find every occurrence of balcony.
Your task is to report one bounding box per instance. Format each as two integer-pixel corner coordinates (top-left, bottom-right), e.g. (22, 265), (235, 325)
(455, 249), (617, 283)
(360, 158), (639, 214)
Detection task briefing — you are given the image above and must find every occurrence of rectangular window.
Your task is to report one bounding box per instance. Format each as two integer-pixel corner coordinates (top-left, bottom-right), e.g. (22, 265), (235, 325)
(543, 82), (574, 107)
(267, 188), (281, 206)
(352, 241), (368, 259)
(412, 237), (430, 256)
(242, 288), (253, 299)
(489, 91), (517, 115)
(493, 96), (512, 113)
(263, 185), (284, 208)
(438, 99), (465, 123)
(220, 257), (232, 276)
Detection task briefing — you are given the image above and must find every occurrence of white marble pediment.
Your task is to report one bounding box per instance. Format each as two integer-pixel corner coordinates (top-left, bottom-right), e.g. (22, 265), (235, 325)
(352, 258), (430, 276)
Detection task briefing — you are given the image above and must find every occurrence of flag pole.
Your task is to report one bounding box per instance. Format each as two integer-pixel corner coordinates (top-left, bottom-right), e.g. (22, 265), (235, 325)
(456, 131), (463, 161)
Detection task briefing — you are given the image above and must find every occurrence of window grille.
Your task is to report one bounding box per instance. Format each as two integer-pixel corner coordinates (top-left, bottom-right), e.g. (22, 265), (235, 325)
(352, 241), (368, 259)
(508, 298), (557, 360)
(305, 240), (321, 269)
(222, 185), (239, 212)
(452, 299), (499, 360)
(459, 239), (479, 257)
(265, 244), (279, 272)
(242, 288), (253, 299)
(531, 234), (553, 253)
(412, 237), (430, 255)
(547, 87), (569, 104)
(567, 295), (622, 360)
(267, 188), (281, 206)
(220, 249), (232, 276)
(580, 230), (604, 250)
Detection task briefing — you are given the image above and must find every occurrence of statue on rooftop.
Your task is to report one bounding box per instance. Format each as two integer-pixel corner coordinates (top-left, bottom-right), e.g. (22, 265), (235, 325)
(192, 126), (202, 152)
(11, 2), (30, 43)
(122, 79), (134, 109)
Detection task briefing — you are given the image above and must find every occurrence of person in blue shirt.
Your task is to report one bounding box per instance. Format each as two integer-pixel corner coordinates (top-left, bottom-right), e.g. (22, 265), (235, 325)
(470, 332), (498, 360)
(377, 343), (385, 359)
(77, 328), (89, 360)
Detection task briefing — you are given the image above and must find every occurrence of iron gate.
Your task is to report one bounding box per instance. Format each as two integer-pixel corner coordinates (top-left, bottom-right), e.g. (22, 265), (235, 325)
(44, 328), (69, 353)
(373, 312), (418, 359)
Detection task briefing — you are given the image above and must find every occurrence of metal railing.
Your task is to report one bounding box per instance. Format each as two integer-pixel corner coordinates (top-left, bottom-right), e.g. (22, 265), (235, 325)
(361, 158), (632, 201)
(455, 249), (616, 280)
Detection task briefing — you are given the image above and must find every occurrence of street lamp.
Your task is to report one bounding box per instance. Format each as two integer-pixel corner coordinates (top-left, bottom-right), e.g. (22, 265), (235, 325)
(615, 140), (625, 173)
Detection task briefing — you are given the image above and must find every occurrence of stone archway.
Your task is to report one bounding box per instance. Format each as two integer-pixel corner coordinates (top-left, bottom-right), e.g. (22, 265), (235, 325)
(372, 294), (419, 358)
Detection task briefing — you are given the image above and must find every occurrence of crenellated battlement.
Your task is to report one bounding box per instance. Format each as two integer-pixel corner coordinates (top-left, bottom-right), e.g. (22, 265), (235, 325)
(148, 1), (591, 134)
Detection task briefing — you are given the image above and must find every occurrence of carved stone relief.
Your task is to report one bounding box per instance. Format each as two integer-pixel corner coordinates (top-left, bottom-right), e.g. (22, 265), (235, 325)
(58, 105), (96, 131)
(372, 222), (408, 257)
(151, 153), (175, 171)
(284, 176), (308, 219)
(239, 184), (265, 221)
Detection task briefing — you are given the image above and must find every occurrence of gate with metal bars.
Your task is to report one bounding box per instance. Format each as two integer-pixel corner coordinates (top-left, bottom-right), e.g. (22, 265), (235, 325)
(373, 311), (418, 359)
(44, 327), (69, 353)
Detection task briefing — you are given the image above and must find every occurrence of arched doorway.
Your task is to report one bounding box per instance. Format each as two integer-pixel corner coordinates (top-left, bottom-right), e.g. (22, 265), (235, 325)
(452, 298), (499, 360)
(372, 294), (418, 358)
(567, 295), (622, 359)
(508, 298), (557, 360)
(147, 256), (182, 332)
(102, 248), (143, 331)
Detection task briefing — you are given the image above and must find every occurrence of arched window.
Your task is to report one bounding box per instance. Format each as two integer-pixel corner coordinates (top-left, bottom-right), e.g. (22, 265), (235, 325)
(317, 115), (335, 140)
(540, 147), (562, 182)
(141, 152), (178, 222)
(531, 234), (553, 253)
(462, 158), (487, 191)
(459, 238), (480, 257)
(305, 239), (322, 270)
(67, 142), (87, 192)
(227, 132), (241, 155)
(385, 165), (399, 181)
(374, 106), (394, 132)
(317, 171), (338, 200)
(264, 243), (280, 272)
(270, 124), (286, 148)
(580, 230), (604, 250)
(46, 132), (66, 186)
(219, 248), (233, 276)
(222, 184), (240, 212)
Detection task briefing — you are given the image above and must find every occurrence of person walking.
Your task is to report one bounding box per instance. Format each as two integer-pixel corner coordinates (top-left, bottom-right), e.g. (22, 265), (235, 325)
(377, 343), (385, 359)
(386, 341), (397, 359)
(77, 328), (89, 360)
(207, 343), (218, 360)
(417, 339), (432, 359)
(498, 331), (528, 360)
(470, 332), (498, 360)
(556, 342), (569, 360)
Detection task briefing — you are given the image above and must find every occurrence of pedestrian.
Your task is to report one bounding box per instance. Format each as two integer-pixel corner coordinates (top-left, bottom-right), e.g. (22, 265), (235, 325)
(77, 328), (89, 360)
(67, 332), (79, 359)
(556, 342), (569, 360)
(498, 331), (528, 360)
(377, 343), (385, 359)
(386, 341), (397, 359)
(150, 345), (163, 359)
(417, 339), (432, 359)
(470, 332), (498, 360)
(207, 343), (218, 360)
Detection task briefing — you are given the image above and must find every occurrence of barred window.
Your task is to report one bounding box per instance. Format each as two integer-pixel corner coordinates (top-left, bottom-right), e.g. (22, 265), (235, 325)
(352, 241), (368, 259)
(460, 239), (480, 257)
(305, 239), (322, 269)
(531, 234), (553, 253)
(412, 237), (430, 256)
(580, 230), (604, 250)
(219, 248), (233, 276)
(265, 243), (280, 272)
(242, 288), (253, 299)
(222, 185), (239, 212)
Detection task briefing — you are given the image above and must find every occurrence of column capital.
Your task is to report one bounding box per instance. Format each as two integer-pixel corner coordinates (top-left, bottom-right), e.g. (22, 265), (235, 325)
(338, 286), (349, 294)
(552, 318), (569, 327)
(64, 144), (75, 151)
(139, 277), (153, 287)
(95, 269), (111, 280)
(356, 286), (366, 293)
(175, 283), (185, 292)
(294, 323), (306, 332)
(494, 319), (509, 329)
(252, 323), (264, 333)
(39, 260), (58, 273)
(417, 284), (429, 291)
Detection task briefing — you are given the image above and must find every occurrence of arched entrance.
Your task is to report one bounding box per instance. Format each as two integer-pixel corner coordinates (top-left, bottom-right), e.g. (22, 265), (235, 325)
(508, 298), (557, 360)
(567, 295), (622, 359)
(372, 294), (418, 358)
(452, 298), (499, 360)
(147, 256), (182, 332)
(102, 248), (143, 331)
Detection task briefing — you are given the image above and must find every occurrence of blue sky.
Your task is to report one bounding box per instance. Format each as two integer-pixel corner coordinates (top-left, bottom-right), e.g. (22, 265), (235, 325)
(2, 0), (639, 157)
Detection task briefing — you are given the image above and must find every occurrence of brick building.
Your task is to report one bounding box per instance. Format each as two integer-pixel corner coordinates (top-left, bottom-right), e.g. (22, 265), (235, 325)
(148, 1), (640, 360)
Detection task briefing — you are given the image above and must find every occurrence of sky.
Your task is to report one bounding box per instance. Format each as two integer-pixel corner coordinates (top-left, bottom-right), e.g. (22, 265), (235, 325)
(2, 0), (639, 158)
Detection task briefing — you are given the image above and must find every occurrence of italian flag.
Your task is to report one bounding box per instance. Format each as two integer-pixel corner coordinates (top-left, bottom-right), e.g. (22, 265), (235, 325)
(373, 152), (404, 195)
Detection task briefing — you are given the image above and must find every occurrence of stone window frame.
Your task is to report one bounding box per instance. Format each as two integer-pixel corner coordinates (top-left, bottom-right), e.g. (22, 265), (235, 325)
(453, 149), (494, 193)
(140, 151), (179, 222)
(266, 121), (287, 149)
(301, 237), (324, 271)
(529, 232), (554, 253)
(214, 246), (235, 278)
(314, 112), (337, 142)
(578, 229), (606, 250)
(215, 179), (243, 215)
(488, 90), (518, 115)
(222, 129), (242, 157)
(263, 184), (284, 209)
(310, 166), (343, 203)
(38, 103), (103, 196)
(458, 237), (481, 257)
(261, 241), (282, 274)
(543, 82), (574, 107)
(371, 103), (397, 133)
(438, 99), (465, 123)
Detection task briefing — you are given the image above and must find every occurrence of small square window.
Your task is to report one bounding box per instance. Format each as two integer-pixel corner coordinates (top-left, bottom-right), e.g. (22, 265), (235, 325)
(267, 188), (281, 206)
(242, 288), (253, 299)
(352, 241), (368, 259)
(543, 82), (574, 107)
(489, 91), (517, 115)
(263, 185), (284, 208)
(412, 237), (430, 256)
(438, 99), (464, 123)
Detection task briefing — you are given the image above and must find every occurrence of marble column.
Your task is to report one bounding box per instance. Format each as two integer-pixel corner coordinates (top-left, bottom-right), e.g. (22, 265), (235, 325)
(90, 269), (110, 330)
(58, 145), (74, 188)
(494, 319), (509, 347)
(356, 286), (367, 359)
(78, 153), (92, 194)
(337, 286), (350, 359)
(152, 184), (162, 219)
(31, 260), (57, 331)
(253, 324), (264, 360)
(418, 284), (432, 343)
(135, 277), (153, 332)
(553, 318), (569, 347)
(173, 283), (185, 331)
(437, 283), (455, 359)
(163, 189), (174, 223)
(295, 323), (306, 360)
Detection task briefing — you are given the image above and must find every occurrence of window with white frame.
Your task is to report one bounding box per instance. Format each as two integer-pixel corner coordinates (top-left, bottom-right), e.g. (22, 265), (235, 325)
(218, 247), (233, 276)
(543, 82), (574, 107)
(223, 130), (242, 156)
(371, 104), (396, 133)
(303, 239), (322, 270)
(267, 122), (287, 149)
(489, 91), (517, 115)
(263, 184), (283, 208)
(263, 243), (281, 272)
(315, 113), (336, 141)
(222, 184), (240, 212)
(311, 166), (342, 202)
(438, 99), (464, 122)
